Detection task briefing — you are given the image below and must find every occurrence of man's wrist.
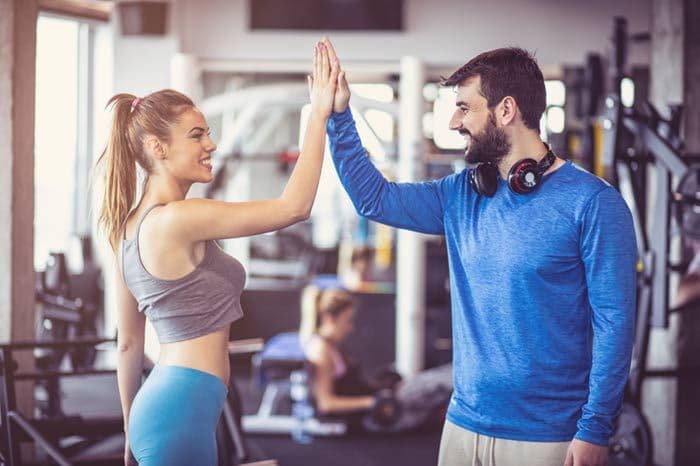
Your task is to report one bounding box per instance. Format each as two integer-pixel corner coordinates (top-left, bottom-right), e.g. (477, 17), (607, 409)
(332, 105), (351, 116)
(574, 429), (609, 447)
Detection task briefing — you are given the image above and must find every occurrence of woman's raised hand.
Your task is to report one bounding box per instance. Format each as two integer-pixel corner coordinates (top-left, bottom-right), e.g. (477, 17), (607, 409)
(321, 38), (350, 113)
(308, 38), (340, 120)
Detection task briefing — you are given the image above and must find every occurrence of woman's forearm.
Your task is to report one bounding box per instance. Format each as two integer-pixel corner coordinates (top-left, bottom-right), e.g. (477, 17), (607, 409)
(317, 394), (375, 415)
(117, 347), (144, 433)
(280, 112), (328, 219)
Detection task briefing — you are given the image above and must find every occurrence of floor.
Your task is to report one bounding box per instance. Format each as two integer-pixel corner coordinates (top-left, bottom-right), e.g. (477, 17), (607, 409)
(50, 360), (443, 466)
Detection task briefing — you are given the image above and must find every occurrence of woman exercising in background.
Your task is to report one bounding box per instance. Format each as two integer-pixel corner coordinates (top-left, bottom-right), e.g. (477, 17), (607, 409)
(300, 285), (454, 434)
(300, 287), (378, 419)
(97, 41), (339, 466)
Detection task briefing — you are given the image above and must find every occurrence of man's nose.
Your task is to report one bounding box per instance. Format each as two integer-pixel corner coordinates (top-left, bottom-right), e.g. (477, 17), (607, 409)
(449, 111), (462, 131)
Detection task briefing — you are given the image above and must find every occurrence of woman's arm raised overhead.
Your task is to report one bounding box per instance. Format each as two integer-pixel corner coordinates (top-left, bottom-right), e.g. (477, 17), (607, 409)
(164, 41), (339, 243)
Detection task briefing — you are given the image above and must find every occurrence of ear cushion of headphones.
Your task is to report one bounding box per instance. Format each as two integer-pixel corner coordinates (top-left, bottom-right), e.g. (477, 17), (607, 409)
(507, 158), (540, 194)
(470, 163), (499, 197)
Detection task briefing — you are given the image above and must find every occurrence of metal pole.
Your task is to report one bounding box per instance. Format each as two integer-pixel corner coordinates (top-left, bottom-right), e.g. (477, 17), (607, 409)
(8, 412), (72, 466)
(396, 56), (426, 377)
(1, 348), (19, 466)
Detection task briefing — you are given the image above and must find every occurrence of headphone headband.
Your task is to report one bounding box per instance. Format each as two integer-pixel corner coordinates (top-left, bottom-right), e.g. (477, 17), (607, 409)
(534, 145), (556, 175)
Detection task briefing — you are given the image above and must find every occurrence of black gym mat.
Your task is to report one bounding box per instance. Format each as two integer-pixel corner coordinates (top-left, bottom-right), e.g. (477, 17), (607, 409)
(233, 373), (443, 466)
(246, 431), (441, 466)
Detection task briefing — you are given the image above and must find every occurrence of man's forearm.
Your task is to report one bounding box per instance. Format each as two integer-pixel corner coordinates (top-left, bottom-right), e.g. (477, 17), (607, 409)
(575, 311), (635, 445)
(328, 108), (392, 221)
(328, 108), (450, 234)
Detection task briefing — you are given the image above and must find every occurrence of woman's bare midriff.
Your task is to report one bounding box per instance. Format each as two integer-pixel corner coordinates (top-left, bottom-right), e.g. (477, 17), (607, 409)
(157, 326), (231, 385)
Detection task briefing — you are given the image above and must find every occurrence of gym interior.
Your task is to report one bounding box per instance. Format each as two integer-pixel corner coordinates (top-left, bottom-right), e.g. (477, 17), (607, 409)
(1, 0), (699, 465)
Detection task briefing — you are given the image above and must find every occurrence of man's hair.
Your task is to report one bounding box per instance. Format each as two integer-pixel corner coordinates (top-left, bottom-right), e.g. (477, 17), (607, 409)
(441, 47), (546, 131)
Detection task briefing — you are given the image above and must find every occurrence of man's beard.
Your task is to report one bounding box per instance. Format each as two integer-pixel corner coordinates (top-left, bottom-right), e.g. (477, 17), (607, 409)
(463, 113), (511, 166)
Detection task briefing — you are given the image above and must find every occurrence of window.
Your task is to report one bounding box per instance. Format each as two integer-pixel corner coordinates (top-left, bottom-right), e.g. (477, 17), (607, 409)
(431, 86), (465, 150)
(541, 80), (566, 139)
(34, 16), (79, 269)
(34, 15), (111, 269)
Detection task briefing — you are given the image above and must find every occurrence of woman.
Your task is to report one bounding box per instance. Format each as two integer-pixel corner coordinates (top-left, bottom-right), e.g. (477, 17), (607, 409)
(98, 41), (339, 466)
(300, 286), (452, 434)
(300, 287), (377, 418)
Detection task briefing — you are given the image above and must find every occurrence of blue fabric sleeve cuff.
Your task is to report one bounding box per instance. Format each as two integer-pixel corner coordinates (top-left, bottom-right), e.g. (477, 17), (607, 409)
(329, 107), (353, 130)
(574, 429), (609, 447)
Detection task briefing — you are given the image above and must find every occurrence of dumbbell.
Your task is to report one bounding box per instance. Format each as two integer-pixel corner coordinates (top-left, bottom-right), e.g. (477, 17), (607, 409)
(374, 369), (403, 391)
(368, 389), (402, 426)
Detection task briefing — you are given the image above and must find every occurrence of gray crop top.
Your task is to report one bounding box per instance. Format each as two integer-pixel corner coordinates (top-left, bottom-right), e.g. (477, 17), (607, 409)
(121, 204), (245, 343)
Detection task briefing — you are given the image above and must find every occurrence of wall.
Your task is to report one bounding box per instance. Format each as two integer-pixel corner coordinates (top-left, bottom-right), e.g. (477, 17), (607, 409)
(113, 0), (652, 96)
(177, 0), (651, 67)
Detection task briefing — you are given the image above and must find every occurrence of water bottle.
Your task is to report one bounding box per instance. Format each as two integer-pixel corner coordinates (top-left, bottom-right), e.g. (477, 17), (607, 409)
(290, 370), (313, 444)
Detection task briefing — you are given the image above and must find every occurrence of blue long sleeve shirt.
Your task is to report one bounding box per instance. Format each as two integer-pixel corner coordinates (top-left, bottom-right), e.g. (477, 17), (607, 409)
(327, 108), (637, 445)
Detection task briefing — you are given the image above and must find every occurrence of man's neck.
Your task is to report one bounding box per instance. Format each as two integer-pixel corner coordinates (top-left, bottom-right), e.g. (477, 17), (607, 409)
(497, 132), (550, 180)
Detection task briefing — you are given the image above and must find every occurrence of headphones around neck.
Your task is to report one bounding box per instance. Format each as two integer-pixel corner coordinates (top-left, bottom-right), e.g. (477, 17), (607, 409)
(469, 144), (557, 197)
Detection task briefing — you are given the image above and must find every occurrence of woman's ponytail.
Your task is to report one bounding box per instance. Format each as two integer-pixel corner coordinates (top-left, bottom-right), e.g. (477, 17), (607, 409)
(96, 94), (139, 250)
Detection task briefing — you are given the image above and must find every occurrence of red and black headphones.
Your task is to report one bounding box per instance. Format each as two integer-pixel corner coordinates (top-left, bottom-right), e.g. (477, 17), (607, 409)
(469, 144), (557, 197)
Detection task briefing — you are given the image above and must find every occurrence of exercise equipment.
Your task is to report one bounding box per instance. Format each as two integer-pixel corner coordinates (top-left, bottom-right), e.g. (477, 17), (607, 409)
(603, 93), (693, 465)
(242, 333), (347, 437)
(362, 363), (452, 434)
(580, 53), (604, 118)
(34, 249), (103, 419)
(609, 402), (653, 466)
(374, 369), (402, 391)
(0, 337), (124, 466)
(0, 335), (270, 466)
(367, 390), (401, 427)
(221, 339), (279, 466)
(35, 247), (102, 374)
(243, 332), (455, 438)
(601, 16), (700, 466)
(602, 16), (699, 329)
(674, 165), (700, 240)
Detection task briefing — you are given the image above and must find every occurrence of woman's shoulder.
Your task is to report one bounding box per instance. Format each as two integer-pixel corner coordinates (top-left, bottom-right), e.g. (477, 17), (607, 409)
(145, 198), (218, 239)
(136, 203), (206, 263)
(305, 335), (334, 364)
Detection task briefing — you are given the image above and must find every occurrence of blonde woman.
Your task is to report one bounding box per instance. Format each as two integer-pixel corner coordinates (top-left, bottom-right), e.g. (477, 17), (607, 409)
(97, 41), (339, 466)
(300, 287), (376, 419)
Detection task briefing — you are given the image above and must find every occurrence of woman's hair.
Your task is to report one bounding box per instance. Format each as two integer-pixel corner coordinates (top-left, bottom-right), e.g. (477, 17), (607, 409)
(299, 286), (355, 344)
(350, 245), (372, 266)
(95, 89), (194, 250)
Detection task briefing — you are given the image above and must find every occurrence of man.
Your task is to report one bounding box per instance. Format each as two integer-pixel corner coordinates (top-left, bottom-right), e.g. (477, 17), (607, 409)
(322, 39), (637, 466)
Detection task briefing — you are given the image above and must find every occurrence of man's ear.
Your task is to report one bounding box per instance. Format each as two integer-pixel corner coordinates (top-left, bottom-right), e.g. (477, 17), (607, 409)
(497, 96), (518, 126)
(144, 136), (167, 160)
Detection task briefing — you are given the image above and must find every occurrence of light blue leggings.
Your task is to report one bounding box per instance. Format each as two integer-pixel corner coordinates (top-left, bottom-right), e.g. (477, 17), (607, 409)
(128, 364), (227, 466)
